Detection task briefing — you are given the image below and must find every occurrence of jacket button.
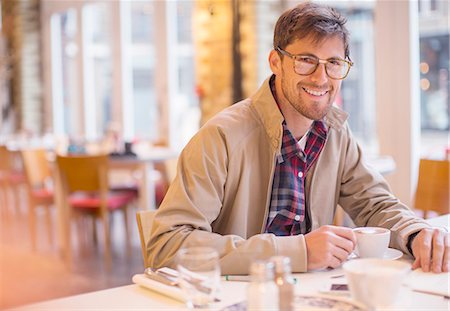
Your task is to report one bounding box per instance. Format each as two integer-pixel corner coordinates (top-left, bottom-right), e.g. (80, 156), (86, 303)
(297, 171), (303, 178)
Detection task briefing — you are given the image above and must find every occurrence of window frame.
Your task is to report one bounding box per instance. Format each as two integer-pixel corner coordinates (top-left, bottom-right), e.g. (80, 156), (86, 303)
(41, 0), (174, 145)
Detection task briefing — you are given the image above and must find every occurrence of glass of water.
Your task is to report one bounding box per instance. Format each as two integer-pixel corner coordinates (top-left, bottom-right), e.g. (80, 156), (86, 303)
(177, 247), (221, 308)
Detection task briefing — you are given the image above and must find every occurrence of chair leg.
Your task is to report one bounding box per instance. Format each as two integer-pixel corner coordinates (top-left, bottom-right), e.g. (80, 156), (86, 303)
(103, 213), (112, 271)
(28, 203), (37, 251)
(123, 208), (132, 258)
(77, 213), (89, 252)
(2, 183), (12, 219)
(45, 204), (53, 245)
(64, 209), (73, 270)
(92, 216), (98, 246)
(13, 185), (22, 216)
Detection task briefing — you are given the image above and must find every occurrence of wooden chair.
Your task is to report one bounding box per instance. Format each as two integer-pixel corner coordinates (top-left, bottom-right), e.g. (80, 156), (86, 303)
(0, 145), (26, 218)
(136, 210), (156, 268)
(21, 149), (54, 250)
(56, 154), (137, 269)
(414, 159), (450, 218)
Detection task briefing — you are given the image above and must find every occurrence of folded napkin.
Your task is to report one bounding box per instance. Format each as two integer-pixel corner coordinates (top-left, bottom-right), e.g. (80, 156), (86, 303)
(404, 269), (450, 297)
(132, 274), (187, 302)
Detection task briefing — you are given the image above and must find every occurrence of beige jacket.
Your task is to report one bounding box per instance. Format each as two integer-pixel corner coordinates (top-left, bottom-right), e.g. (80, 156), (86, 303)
(148, 77), (429, 274)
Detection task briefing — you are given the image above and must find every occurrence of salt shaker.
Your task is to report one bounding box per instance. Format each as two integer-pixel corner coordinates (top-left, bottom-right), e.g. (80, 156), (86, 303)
(271, 256), (295, 311)
(247, 261), (279, 311)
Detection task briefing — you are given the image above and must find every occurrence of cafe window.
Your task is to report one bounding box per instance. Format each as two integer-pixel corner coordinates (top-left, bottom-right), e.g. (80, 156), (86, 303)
(83, 2), (114, 139)
(43, 0), (198, 147)
(336, 5), (376, 152)
(419, 35), (449, 131)
(418, 0), (449, 157)
(50, 8), (81, 138)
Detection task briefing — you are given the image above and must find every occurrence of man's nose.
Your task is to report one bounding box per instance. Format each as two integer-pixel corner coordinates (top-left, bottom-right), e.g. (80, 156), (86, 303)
(310, 63), (328, 85)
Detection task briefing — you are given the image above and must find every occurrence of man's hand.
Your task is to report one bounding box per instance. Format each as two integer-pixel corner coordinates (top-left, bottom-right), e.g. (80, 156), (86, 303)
(411, 228), (450, 273)
(305, 225), (356, 270)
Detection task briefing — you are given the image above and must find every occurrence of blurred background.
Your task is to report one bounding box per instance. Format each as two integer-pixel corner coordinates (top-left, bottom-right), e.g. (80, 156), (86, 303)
(0, 0), (448, 308)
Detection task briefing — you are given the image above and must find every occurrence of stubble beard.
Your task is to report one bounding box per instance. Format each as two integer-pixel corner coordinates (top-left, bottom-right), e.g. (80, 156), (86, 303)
(280, 72), (335, 121)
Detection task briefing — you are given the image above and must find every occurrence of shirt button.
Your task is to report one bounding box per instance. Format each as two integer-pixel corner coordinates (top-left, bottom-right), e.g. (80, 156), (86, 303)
(294, 215), (301, 221)
(297, 171), (303, 178)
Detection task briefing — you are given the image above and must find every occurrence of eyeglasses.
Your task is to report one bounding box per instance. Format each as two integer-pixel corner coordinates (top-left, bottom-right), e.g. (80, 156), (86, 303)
(276, 47), (353, 80)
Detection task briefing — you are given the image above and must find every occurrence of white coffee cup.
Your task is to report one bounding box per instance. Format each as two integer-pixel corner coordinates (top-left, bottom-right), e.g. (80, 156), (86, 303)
(353, 227), (390, 258)
(343, 258), (411, 308)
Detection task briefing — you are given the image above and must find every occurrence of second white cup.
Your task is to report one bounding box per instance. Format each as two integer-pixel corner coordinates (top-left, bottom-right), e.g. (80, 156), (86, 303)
(343, 258), (411, 308)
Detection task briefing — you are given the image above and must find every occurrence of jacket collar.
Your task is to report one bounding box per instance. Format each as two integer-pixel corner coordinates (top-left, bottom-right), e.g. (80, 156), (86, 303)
(250, 75), (349, 150)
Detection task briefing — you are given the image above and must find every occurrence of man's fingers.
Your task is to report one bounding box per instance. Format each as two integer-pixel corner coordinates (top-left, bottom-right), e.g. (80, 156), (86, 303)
(431, 229), (444, 273)
(443, 234), (449, 272)
(330, 235), (355, 255)
(419, 230), (433, 272)
(411, 228), (450, 273)
(331, 244), (350, 263)
(329, 226), (357, 244)
(328, 254), (342, 269)
(412, 257), (421, 270)
(306, 226), (357, 271)
(325, 226), (356, 253)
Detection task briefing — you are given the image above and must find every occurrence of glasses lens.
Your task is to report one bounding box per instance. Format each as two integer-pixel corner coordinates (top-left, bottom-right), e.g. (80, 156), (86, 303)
(294, 56), (319, 75)
(325, 60), (349, 79)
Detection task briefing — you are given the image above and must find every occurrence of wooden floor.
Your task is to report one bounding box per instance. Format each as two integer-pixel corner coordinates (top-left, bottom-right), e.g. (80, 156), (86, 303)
(0, 197), (145, 309)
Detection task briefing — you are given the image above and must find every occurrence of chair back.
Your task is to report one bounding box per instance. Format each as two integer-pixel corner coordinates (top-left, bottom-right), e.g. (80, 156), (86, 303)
(56, 154), (109, 193)
(136, 210), (156, 268)
(414, 159), (450, 218)
(21, 149), (52, 188)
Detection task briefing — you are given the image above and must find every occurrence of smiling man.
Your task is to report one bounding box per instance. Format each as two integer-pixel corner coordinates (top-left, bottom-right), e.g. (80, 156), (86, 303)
(148, 2), (449, 274)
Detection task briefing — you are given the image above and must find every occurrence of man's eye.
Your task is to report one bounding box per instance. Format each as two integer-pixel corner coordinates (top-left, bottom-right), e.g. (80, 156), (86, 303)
(298, 56), (317, 64)
(329, 59), (344, 66)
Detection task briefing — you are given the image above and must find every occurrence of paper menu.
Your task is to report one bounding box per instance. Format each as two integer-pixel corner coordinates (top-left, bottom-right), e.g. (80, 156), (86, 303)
(404, 269), (450, 297)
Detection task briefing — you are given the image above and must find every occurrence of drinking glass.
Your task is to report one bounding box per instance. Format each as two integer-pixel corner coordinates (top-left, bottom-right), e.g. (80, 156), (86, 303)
(177, 247), (221, 308)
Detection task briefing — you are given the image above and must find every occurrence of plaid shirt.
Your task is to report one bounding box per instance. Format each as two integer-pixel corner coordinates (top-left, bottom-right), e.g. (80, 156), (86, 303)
(265, 120), (327, 236)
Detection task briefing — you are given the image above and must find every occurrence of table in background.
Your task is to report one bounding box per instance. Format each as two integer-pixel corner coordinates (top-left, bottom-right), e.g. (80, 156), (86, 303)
(10, 215), (449, 311)
(109, 147), (179, 210)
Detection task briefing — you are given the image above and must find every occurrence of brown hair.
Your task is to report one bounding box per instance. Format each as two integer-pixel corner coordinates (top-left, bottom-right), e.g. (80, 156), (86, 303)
(273, 2), (350, 58)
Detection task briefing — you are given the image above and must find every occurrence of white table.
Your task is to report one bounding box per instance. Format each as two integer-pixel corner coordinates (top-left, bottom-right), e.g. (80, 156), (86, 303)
(109, 147), (179, 210)
(10, 215), (450, 311)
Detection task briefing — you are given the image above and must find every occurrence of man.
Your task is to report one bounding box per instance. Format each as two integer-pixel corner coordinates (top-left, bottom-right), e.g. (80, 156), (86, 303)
(148, 2), (449, 274)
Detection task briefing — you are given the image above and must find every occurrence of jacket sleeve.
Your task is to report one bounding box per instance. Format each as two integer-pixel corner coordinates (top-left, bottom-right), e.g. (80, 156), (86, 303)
(146, 125), (308, 274)
(338, 124), (430, 255)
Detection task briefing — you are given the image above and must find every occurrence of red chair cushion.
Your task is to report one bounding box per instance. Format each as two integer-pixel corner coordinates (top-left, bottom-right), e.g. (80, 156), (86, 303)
(69, 190), (136, 210)
(32, 188), (53, 200)
(9, 172), (26, 184)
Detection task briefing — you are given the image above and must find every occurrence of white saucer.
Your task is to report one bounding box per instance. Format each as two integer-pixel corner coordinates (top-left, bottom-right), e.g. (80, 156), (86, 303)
(383, 248), (404, 260)
(349, 248), (403, 260)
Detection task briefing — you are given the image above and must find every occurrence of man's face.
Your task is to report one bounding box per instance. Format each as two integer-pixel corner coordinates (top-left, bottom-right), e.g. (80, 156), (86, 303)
(273, 35), (345, 121)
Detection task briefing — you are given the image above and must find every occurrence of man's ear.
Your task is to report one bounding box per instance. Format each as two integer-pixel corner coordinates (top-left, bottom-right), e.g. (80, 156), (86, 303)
(269, 49), (282, 75)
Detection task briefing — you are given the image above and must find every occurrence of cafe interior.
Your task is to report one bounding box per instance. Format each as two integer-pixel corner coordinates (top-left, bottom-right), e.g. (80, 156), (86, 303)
(0, 0), (449, 309)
